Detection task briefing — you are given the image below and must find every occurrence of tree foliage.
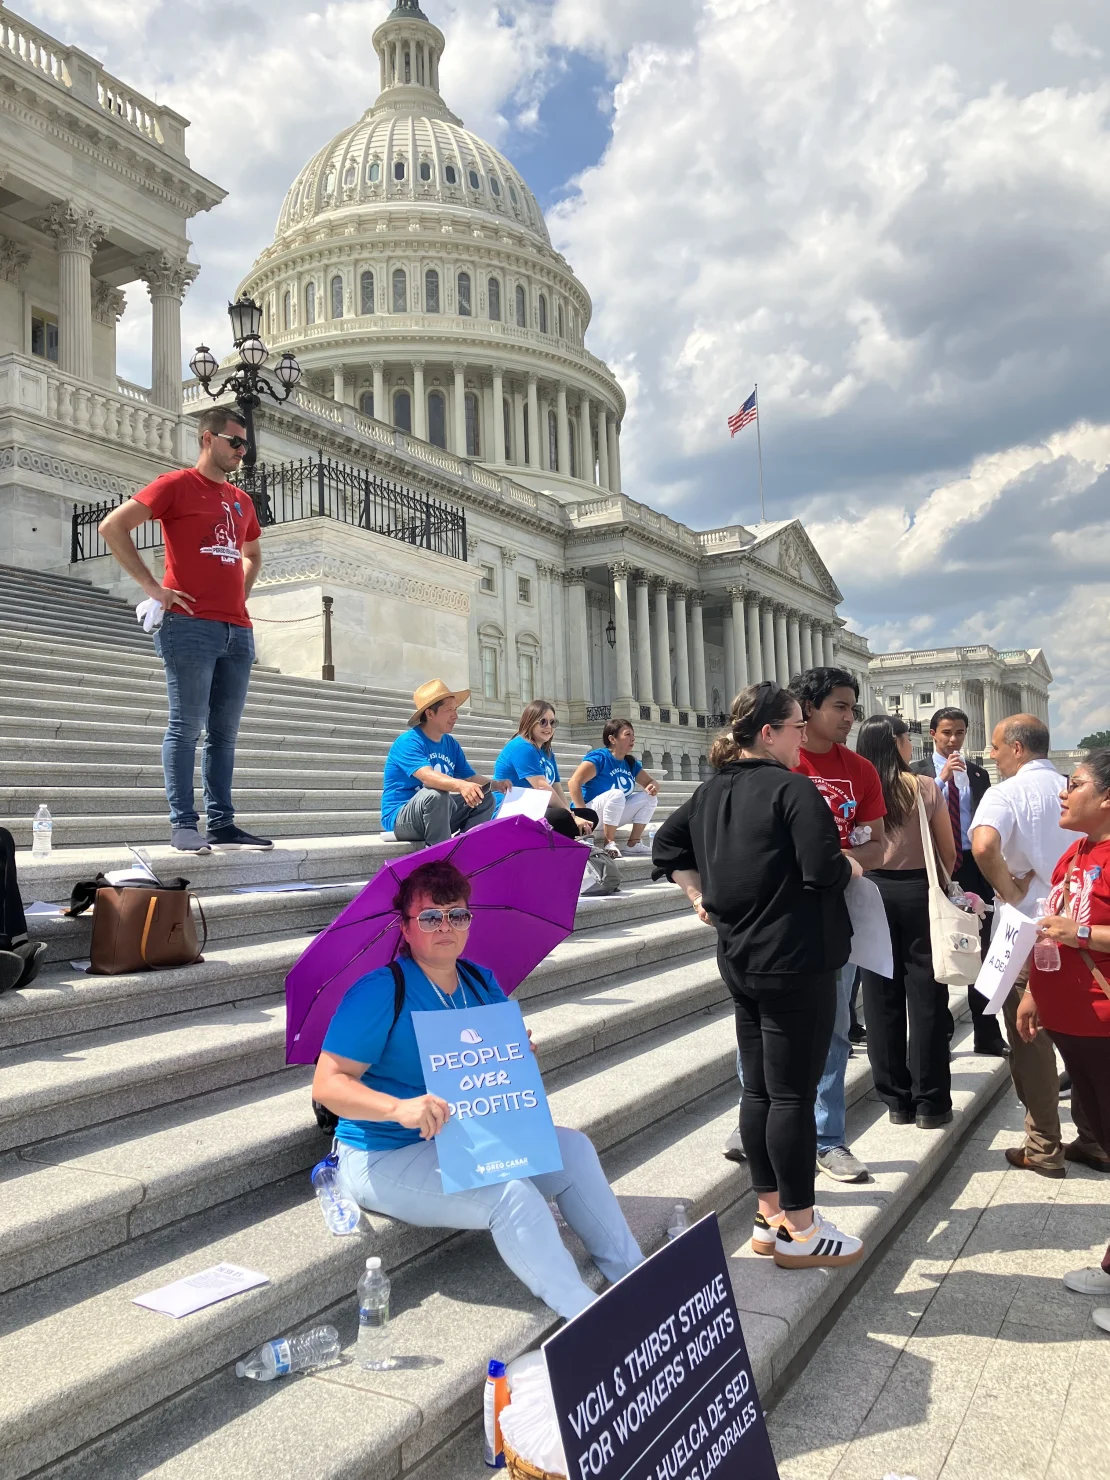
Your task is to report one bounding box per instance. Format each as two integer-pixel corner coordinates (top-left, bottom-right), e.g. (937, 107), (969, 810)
(1079, 732), (1110, 751)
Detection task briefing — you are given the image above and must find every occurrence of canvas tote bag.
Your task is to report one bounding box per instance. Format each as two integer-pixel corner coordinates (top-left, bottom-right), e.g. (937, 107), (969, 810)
(915, 779), (982, 986)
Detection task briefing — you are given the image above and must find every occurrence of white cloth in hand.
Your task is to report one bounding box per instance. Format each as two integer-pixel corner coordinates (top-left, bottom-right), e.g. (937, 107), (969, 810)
(135, 597), (164, 632)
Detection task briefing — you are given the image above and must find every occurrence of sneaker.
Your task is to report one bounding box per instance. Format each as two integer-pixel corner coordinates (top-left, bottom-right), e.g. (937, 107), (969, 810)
(773, 1210), (865, 1269)
(1063, 1267), (1110, 1296)
(723, 1125), (747, 1165)
(622, 840), (652, 856)
(205, 825), (274, 851)
(751, 1210), (784, 1256)
(171, 828), (212, 854)
(600, 842), (622, 861)
(816, 1146), (868, 1183)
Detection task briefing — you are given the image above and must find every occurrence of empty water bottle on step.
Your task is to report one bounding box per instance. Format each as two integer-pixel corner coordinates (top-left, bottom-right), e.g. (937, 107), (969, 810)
(667, 1203), (689, 1240)
(357, 1256), (392, 1369)
(31, 804), (52, 859)
(311, 1155), (362, 1235)
(236, 1325), (340, 1380)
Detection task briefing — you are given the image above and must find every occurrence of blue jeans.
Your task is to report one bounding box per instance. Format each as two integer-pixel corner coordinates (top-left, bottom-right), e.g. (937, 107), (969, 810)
(337, 1126), (643, 1320)
(153, 613), (254, 832)
(735, 961), (857, 1152)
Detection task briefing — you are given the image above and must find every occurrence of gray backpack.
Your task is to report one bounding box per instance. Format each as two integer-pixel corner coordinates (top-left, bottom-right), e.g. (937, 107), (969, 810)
(579, 851), (622, 896)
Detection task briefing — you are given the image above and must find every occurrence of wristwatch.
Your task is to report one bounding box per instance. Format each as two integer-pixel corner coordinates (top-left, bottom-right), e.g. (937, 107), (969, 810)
(1077, 925), (1092, 942)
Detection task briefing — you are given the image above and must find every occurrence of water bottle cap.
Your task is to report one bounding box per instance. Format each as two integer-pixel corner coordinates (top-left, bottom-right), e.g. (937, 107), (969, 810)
(366, 1256), (381, 1269)
(488, 1359), (507, 1378)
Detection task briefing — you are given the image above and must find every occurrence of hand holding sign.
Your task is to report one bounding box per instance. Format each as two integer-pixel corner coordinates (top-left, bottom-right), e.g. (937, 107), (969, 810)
(972, 903), (1039, 1015)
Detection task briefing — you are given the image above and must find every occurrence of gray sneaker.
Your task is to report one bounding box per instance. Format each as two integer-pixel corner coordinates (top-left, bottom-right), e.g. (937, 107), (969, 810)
(723, 1125), (747, 1164)
(817, 1145), (868, 1183)
(171, 828), (212, 854)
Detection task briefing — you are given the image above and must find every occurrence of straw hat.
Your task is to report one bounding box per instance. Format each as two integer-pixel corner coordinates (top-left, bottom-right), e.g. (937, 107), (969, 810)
(409, 678), (471, 728)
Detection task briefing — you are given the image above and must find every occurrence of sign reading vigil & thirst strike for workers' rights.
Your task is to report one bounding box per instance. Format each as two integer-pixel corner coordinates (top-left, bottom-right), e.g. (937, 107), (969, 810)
(544, 1215), (779, 1480)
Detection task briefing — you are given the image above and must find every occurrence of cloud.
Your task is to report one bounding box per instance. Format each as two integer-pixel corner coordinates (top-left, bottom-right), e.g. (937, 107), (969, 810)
(1051, 22), (1102, 61)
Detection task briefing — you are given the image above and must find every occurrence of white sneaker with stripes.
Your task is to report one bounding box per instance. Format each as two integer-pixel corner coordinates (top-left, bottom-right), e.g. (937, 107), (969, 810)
(772, 1210), (864, 1269)
(751, 1210), (785, 1256)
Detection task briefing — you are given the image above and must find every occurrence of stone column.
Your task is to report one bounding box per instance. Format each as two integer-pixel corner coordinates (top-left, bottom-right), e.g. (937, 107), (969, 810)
(787, 611), (801, 681)
(634, 574), (654, 704)
(556, 383), (571, 474)
(611, 561), (634, 708)
(332, 366), (346, 404)
(761, 602), (778, 682)
(723, 611), (737, 703)
(137, 251), (197, 412)
(983, 679), (1001, 742)
(828, 624), (841, 667)
(774, 605), (790, 687)
(372, 361), (386, 424)
(746, 596), (763, 684)
(800, 617), (814, 673)
(611, 422), (623, 492)
(539, 390), (551, 470)
(597, 406), (611, 490)
(690, 593), (708, 714)
(412, 361), (427, 440)
(513, 384), (526, 465)
(491, 367), (506, 464)
(654, 582), (673, 709)
(673, 587), (691, 711)
(45, 203), (105, 383)
(500, 547), (518, 711)
(730, 587), (749, 692)
(453, 362), (467, 454)
(564, 569), (591, 722)
(526, 374), (541, 469)
(579, 391), (595, 484)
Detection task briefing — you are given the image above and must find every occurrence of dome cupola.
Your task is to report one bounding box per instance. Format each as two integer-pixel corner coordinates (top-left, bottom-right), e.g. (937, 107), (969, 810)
(371, 0), (454, 123)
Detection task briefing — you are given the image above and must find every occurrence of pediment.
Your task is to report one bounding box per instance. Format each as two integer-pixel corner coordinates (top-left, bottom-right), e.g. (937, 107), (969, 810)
(745, 521), (843, 603)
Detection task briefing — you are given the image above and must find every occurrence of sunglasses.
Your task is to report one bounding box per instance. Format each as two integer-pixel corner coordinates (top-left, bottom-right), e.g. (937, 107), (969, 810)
(412, 907), (473, 932)
(214, 433), (249, 450)
(536, 717), (558, 729)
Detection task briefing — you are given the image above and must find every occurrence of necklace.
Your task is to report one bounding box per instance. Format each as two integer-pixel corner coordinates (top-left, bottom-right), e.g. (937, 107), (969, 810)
(427, 971), (467, 1011)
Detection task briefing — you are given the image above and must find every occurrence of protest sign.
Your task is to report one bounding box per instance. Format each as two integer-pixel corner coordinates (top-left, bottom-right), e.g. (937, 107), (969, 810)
(411, 999), (563, 1194)
(972, 903), (1039, 1014)
(544, 1213), (779, 1480)
(846, 875), (894, 977)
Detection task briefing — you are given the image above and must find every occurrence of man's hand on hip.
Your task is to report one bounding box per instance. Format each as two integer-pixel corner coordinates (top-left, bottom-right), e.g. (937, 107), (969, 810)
(148, 584), (195, 615)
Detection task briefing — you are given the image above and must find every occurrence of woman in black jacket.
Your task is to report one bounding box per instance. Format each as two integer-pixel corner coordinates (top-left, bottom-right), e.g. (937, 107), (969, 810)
(652, 682), (865, 1270)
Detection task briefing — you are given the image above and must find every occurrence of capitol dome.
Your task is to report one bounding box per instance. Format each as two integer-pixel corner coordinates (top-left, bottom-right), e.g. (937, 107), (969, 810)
(240, 0), (625, 501)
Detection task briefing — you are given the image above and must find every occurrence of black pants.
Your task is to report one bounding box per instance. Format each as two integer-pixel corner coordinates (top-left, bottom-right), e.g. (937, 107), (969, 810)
(724, 957), (837, 1211)
(0, 827), (28, 951)
(955, 854), (1002, 1045)
(547, 804), (598, 841)
(860, 870), (952, 1117)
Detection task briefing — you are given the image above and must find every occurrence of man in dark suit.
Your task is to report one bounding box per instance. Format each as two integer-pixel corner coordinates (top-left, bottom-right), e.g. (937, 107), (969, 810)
(911, 706), (1009, 1055)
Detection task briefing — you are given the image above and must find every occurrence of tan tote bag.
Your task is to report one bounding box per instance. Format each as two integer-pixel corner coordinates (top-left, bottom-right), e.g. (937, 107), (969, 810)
(915, 779), (982, 986)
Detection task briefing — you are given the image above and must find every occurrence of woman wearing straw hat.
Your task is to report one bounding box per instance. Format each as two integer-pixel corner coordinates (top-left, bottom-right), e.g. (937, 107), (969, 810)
(381, 678), (510, 846)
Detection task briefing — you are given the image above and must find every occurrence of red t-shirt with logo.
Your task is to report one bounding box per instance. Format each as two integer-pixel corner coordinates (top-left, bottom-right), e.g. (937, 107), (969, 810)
(1029, 837), (1110, 1037)
(133, 469), (261, 627)
(795, 743), (886, 849)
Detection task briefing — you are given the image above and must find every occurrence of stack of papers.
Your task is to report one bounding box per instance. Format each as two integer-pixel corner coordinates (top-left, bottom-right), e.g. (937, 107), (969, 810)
(133, 1263), (269, 1318)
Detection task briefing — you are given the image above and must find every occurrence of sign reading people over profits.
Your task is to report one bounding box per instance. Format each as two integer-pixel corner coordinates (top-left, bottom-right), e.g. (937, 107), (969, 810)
(411, 999), (563, 1195)
(544, 1214), (778, 1480)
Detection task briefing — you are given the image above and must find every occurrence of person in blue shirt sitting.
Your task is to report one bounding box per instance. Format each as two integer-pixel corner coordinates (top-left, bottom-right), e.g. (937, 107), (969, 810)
(493, 700), (599, 842)
(311, 859), (644, 1320)
(381, 679), (509, 846)
(568, 717), (660, 860)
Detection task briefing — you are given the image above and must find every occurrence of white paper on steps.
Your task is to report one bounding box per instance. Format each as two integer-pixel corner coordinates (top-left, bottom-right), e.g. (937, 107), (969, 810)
(133, 1263), (269, 1319)
(846, 875), (894, 978)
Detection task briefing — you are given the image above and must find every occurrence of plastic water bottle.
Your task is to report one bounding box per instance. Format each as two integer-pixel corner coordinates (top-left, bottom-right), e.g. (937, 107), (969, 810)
(235, 1325), (340, 1380)
(357, 1256), (392, 1369)
(31, 804), (52, 859)
(667, 1203), (690, 1240)
(311, 1157), (361, 1235)
(1034, 937), (1061, 972)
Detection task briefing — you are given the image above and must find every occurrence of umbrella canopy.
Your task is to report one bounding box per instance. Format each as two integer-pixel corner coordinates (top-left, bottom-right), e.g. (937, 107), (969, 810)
(284, 815), (590, 1064)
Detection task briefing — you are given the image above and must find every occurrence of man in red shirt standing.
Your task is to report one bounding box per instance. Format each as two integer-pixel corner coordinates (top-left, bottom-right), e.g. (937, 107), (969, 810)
(791, 668), (887, 1184)
(98, 407), (271, 854)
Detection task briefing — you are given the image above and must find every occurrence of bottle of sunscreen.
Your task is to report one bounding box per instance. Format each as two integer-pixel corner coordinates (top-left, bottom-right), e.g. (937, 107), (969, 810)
(483, 1358), (509, 1468)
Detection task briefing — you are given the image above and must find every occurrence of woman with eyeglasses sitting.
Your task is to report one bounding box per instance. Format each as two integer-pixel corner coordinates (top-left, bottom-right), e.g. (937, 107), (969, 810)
(568, 717), (660, 860)
(493, 700), (598, 841)
(651, 682), (866, 1270)
(311, 858), (643, 1319)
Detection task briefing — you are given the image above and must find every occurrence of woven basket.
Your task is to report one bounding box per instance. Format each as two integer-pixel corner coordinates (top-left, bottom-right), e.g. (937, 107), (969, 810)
(504, 1440), (567, 1480)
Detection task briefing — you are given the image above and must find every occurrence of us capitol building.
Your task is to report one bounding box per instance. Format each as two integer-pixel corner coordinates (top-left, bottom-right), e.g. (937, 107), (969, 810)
(0, 0), (1052, 769)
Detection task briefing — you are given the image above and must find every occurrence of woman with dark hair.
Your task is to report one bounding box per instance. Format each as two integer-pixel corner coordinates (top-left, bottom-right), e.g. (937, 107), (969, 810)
(493, 700), (598, 841)
(312, 858), (642, 1320)
(652, 682), (865, 1269)
(568, 717), (659, 860)
(855, 714), (957, 1129)
(1019, 751), (1110, 1329)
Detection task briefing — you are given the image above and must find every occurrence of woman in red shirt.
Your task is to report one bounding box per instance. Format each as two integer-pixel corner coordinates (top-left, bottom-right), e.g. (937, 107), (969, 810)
(1018, 749), (1110, 1327)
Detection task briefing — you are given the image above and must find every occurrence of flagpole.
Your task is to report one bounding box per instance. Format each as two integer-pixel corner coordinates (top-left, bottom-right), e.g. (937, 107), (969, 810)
(754, 382), (766, 521)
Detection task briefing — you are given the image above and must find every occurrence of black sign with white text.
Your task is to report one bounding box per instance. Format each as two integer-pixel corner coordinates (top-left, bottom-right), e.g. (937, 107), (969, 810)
(543, 1214), (779, 1480)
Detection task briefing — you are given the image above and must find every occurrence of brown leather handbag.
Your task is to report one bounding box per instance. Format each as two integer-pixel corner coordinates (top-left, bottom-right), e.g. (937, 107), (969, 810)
(68, 877), (207, 975)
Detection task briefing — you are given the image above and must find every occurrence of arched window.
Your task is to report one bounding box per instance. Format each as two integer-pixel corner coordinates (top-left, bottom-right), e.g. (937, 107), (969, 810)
(360, 270), (375, 315)
(538, 294), (548, 334)
(392, 268), (407, 313)
(465, 391), (481, 457)
(343, 163), (356, 187)
(325, 168), (336, 194)
(359, 390), (374, 418)
(394, 159), (406, 182)
(568, 421), (578, 479)
(519, 652), (535, 706)
(481, 643), (499, 700)
(548, 409), (558, 472)
(557, 302), (564, 339)
(503, 397), (513, 462)
(445, 164), (458, 185)
(403, 46), (412, 82)
(368, 161), (381, 183)
(457, 271), (472, 317)
(468, 168), (480, 189)
(425, 268), (440, 313)
(282, 291), (291, 330)
(419, 161), (432, 182)
(488, 277), (501, 321)
(331, 275), (344, 319)
(305, 280), (316, 325)
(490, 177), (501, 196)
(515, 284), (526, 328)
(509, 184), (519, 206)
(393, 389), (412, 432)
(428, 390), (447, 448)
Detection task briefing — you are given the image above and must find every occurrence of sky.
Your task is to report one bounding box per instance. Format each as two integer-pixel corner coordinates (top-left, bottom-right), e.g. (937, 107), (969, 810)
(17, 0), (1110, 743)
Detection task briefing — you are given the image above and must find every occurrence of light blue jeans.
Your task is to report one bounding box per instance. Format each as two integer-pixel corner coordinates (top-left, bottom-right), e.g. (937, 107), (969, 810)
(337, 1126), (643, 1320)
(735, 961), (857, 1153)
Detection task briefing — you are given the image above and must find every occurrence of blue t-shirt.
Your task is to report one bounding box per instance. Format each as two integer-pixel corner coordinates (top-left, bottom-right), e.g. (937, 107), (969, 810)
(380, 728), (475, 831)
(322, 955), (502, 1152)
(493, 735), (560, 788)
(580, 747), (642, 805)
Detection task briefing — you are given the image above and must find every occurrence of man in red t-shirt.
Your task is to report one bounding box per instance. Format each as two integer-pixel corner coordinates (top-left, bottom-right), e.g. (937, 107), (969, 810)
(98, 407), (271, 853)
(791, 668), (887, 1185)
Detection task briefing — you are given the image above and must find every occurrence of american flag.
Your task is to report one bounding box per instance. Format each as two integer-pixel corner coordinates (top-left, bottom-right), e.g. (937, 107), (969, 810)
(728, 389), (758, 437)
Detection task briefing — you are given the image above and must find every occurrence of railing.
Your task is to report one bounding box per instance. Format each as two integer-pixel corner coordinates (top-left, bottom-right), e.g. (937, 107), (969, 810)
(70, 451), (468, 563)
(116, 377), (152, 403)
(586, 705), (611, 723)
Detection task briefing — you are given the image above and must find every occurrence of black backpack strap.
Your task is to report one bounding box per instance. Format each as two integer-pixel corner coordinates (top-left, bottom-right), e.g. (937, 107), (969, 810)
(388, 959), (407, 1031)
(457, 958), (494, 1004)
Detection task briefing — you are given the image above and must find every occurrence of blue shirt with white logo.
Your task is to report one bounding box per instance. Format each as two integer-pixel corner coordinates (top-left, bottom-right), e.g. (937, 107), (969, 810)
(380, 728), (475, 831)
(493, 735), (560, 788)
(580, 747), (642, 805)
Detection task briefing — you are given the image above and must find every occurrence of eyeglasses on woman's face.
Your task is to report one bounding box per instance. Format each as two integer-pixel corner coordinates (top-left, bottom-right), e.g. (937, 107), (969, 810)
(770, 721), (808, 733)
(411, 907), (473, 932)
(535, 716), (557, 730)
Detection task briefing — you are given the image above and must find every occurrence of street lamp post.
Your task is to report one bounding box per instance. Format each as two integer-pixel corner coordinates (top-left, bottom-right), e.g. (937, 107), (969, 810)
(189, 296), (302, 525)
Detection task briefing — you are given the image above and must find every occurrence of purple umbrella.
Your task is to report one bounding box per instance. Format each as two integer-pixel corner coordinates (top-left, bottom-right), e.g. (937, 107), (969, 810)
(284, 815), (590, 1064)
